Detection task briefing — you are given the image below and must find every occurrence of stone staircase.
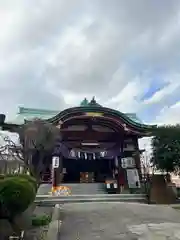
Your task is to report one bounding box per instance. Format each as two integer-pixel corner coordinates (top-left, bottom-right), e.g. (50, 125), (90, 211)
(61, 183), (105, 195)
(35, 193), (146, 205)
(35, 183), (147, 205)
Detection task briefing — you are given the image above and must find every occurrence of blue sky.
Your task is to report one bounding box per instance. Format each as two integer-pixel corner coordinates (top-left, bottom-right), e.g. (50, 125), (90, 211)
(141, 78), (168, 101)
(0, 0), (180, 127)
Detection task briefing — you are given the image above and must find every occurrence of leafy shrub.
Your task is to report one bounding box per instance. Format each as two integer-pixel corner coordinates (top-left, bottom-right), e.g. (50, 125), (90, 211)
(31, 214), (51, 226)
(5, 174), (38, 191)
(0, 174), (5, 180)
(0, 176), (36, 220)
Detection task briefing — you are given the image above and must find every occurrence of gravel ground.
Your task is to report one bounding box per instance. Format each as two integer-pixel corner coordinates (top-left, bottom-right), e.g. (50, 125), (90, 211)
(60, 202), (180, 239)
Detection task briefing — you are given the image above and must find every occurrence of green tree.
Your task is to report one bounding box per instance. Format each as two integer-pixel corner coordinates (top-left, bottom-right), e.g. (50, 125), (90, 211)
(151, 124), (180, 173)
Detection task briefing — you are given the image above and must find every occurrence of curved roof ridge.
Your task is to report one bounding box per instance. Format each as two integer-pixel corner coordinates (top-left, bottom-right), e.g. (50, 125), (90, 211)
(15, 106), (156, 130)
(46, 106), (156, 130)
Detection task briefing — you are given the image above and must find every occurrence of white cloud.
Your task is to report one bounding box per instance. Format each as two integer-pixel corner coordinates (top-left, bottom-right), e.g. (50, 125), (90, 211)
(154, 101), (180, 125)
(2, 0), (180, 169)
(106, 74), (151, 112)
(0, 0), (180, 126)
(144, 77), (180, 105)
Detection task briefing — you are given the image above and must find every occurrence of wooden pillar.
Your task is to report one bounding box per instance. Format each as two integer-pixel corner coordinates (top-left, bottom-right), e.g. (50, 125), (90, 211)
(117, 139), (124, 192)
(117, 157), (121, 192)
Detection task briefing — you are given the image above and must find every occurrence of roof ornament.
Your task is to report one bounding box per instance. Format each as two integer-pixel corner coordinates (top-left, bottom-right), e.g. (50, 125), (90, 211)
(80, 98), (89, 106)
(80, 96), (103, 107)
(89, 96), (96, 105)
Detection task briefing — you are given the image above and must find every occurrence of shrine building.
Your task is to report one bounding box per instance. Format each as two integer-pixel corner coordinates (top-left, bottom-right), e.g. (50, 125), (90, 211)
(0, 97), (156, 192)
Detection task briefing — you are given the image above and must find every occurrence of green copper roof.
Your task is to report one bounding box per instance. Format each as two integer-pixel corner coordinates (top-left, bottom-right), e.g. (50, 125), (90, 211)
(12, 106), (143, 125)
(13, 107), (60, 124)
(79, 97), (142, 124)
(126, 113), (142, 124)
(80, 97), (102, 107)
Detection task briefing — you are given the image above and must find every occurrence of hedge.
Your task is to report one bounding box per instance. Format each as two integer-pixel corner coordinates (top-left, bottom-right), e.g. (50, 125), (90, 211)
(0, 176), (36, 220)
(4, 174), (38, 191)
(32, 214), (51, 226)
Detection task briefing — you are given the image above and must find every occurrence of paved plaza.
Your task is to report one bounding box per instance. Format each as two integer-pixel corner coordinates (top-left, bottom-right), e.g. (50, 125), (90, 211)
(37, 184), (52, 195)
(37, 184), (180, 239)
(60, 202), (180, 239)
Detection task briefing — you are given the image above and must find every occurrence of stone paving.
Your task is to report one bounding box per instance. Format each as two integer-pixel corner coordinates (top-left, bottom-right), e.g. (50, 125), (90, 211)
(60, 202), (180, 239)
(24, 184), (53, 240)
(35, 183), (53, 216)
(37, 183), (52, 195)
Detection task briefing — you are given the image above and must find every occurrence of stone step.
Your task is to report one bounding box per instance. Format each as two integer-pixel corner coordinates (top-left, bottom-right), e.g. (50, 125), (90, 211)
(35, 197), (146, 206)
(60, 183), (106, 195)
(35, 194), (147, 206)
(35, 198), (146, 206)
(36, 193), (146, 199)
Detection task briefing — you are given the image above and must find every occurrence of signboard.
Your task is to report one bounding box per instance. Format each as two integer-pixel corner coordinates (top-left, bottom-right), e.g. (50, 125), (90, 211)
(52, 156), (59, 168)
(114, 183), (117, 188)
(126, 168), (140, 188)
(85, 112), (103, 117)
(106, 183), (110, 189)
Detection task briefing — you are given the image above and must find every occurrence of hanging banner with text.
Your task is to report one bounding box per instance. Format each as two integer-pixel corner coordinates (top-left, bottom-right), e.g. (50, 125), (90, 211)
(126, 168), (140, 188)
(52, 156), (60, 168)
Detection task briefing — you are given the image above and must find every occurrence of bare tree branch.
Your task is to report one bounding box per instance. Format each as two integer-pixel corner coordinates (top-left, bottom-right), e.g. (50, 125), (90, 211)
(16, 119), (60, 180)
(0, 119), (60, 179)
